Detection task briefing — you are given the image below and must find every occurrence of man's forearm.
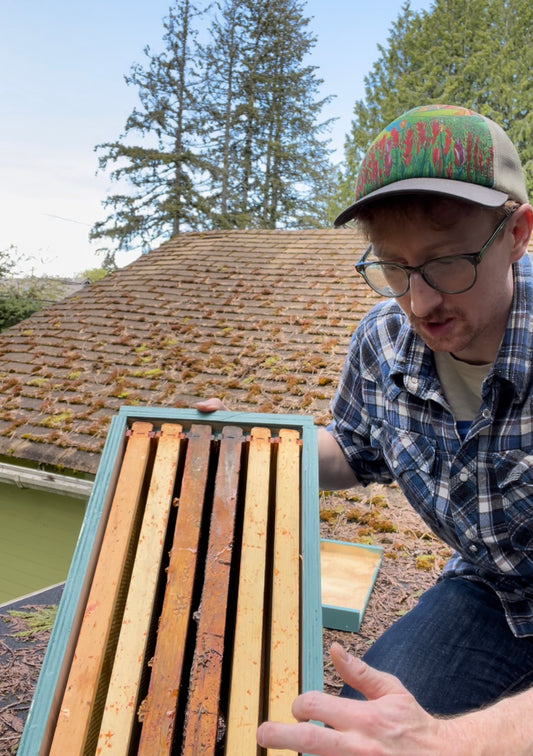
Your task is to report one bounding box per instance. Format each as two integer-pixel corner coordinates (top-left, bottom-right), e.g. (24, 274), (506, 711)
(317, 427), (359, 490)
(453, 686), (533, 755)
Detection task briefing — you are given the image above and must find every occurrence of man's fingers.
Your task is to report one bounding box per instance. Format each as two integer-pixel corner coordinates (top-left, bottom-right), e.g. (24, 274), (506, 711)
(329, 643), (406, 701)
(195, 397), (228, 412)
(257, 720), (352, 756)
(291, 689), (366, 733)
(287, 647), (407, 733)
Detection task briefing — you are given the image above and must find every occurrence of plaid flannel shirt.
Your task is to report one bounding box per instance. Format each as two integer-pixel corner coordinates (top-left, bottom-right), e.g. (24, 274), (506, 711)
(330, 255), (533, 637)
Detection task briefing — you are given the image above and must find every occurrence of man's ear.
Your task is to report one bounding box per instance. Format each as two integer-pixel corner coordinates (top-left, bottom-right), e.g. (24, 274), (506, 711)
(510, 204), (533, 262)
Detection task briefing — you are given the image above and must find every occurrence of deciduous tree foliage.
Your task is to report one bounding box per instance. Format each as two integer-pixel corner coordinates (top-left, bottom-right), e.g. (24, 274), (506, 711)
(0, 246), (61, 331)
(333, 0), (533, 216)
(92, 0), (335, 252)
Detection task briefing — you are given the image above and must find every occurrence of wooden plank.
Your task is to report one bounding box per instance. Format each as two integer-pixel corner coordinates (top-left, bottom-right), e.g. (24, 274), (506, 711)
(137, 423), (212, 755)
(96, 423), (183, 754)
(49, 421), (153, 756)
(225, 427), (271, 754)
(181, 425), (244, 756)
(267, 428), (300, 756)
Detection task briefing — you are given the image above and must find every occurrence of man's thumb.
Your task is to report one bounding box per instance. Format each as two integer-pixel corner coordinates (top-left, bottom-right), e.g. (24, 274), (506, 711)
(329, 642), (406, 701)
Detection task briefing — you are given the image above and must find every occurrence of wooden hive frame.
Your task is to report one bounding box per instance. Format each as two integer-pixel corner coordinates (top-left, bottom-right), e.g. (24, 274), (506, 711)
(18, 408), (322, 756)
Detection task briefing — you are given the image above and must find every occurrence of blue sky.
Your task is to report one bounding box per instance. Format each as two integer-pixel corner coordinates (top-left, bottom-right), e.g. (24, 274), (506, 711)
(0, 0), (433, 277)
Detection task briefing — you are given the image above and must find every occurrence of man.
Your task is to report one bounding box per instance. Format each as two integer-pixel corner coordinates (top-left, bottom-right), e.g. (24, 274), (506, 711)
(201, 104), (533, 753)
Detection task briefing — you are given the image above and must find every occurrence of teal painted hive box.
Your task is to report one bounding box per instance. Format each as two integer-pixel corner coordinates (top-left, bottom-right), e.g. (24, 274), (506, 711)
(19, 407), (322, 756)
(320, 539), (383, 633)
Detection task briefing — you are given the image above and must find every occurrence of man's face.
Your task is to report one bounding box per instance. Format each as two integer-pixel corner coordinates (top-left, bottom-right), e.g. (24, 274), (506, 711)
(368, 206), (517, 364)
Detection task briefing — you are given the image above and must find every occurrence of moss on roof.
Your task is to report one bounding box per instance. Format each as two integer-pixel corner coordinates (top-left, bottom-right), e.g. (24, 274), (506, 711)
(0, 229), (378, 475)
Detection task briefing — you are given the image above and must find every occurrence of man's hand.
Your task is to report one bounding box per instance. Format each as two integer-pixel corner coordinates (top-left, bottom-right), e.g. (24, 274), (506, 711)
(195, 397), (228, 412)
(257, 643), (453, 756)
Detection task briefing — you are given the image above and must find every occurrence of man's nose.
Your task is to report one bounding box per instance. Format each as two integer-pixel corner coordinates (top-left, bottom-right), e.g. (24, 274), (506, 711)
(408, 273), (444, 317)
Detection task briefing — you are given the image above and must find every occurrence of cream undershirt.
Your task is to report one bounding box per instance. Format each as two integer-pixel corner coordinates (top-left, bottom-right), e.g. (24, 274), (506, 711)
(434, 351), (491, 422)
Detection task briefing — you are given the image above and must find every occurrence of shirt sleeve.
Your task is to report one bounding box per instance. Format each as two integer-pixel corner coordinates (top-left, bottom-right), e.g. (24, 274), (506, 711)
(329, 316), (395, 486)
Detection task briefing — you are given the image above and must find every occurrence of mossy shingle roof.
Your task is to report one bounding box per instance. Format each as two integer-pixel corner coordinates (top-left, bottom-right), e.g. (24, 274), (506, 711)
(0, 229), (379, 474)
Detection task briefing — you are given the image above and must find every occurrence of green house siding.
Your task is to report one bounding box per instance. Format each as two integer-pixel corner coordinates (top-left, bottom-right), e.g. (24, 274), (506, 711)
(0, 483), (87, 604)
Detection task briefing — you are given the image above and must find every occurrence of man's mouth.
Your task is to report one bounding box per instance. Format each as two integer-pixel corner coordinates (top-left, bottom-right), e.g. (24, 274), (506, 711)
(413, 315), (456, 339)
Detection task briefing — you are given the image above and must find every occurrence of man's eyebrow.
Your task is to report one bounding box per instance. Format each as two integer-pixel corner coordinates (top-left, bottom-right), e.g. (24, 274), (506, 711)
(372, 241), (468, 263)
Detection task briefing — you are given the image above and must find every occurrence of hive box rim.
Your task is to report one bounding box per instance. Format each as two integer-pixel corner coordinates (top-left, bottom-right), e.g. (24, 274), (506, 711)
(18, 407), (322, 756)
(320, 538), (383, 633)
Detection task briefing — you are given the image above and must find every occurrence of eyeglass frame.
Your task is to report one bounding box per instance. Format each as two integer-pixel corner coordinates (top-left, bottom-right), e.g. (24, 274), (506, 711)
(354, 212), (513, 298)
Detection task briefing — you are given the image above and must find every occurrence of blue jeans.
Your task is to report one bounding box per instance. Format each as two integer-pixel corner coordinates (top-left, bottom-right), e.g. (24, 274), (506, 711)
(340, 576), (533, 715)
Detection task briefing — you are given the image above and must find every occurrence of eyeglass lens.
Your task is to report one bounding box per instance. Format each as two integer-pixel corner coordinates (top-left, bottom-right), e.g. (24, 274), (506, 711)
(364, 256), (478, 296)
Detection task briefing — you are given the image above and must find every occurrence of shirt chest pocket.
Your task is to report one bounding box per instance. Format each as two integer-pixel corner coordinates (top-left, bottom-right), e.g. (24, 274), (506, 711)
(370, 421), (437, 487)
(493, 451), (533, 552)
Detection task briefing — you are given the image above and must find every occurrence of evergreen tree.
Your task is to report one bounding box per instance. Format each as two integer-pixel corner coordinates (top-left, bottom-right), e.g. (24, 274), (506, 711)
(333, 0), (533, 214)
(202, 0), (336, 229)
(235, 0), (335, 228)
(92, 0), (335, 251)
(91, 0), (209, 253)
(201, 0), (252, 228)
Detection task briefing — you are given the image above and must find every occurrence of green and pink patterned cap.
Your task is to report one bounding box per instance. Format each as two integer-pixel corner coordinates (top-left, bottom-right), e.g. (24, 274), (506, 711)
(334, 104), (528, 226)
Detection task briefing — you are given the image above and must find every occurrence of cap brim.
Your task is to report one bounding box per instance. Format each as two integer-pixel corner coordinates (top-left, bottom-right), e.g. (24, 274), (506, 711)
(333, 178), (509, 227)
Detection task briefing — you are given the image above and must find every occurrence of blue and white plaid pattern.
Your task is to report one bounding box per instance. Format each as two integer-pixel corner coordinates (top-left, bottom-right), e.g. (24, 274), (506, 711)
(330, 255), (533, 637)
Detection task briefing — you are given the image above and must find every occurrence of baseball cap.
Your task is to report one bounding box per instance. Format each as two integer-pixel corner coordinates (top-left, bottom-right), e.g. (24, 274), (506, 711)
(334, 104), (528, 227)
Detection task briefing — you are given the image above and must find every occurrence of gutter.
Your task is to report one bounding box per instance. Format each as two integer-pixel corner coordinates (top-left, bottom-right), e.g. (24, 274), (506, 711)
(0, 462), (93, 499)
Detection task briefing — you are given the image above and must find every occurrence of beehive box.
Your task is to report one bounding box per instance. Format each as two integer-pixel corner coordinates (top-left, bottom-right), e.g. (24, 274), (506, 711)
(18, 407), (322, 756)
(321, 539), (383, 633)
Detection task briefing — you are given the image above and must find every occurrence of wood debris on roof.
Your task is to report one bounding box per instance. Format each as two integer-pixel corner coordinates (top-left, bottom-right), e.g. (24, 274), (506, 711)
(0, 229), (378, 475)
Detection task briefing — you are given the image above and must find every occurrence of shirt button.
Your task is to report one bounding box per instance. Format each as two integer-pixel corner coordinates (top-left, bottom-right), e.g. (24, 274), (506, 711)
(468, 543), (479, 554)
(392, 460), (399, 468)
(459, 471), (468, 482)
(481, 409), (490, 419)
(408, 377), (418, 389)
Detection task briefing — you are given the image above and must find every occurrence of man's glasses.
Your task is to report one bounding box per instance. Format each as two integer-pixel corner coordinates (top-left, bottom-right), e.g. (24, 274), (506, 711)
(355, 214), (512, 298)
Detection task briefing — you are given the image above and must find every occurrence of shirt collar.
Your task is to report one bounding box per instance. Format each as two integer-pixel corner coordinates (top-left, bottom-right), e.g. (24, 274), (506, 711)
(492, 254), (533, 402)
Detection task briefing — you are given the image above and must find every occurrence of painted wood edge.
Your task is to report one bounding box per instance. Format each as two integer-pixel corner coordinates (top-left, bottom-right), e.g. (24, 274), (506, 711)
(118, 406), (316, 432)
(300, 422), (322, 695)
(320, 538), (384, 556)
(299, 422), (323, 756)
(322, 604), (362, 633)
(18, 414), (129, 756)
